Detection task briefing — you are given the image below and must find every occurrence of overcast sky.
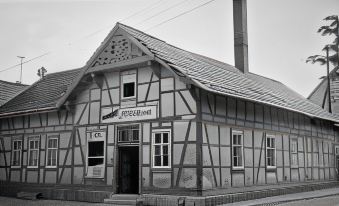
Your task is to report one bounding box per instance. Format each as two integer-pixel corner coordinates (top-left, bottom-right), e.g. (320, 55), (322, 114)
(0, 0), (338, 97)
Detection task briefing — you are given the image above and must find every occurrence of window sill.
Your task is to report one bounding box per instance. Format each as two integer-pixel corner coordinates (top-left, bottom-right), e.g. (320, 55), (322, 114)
(11, 166), (21, 169)
(85, 176), (105, 179)
(232, 167), (244, 172)
(266, 166), (277, 172)
(151, 167), (171, 172)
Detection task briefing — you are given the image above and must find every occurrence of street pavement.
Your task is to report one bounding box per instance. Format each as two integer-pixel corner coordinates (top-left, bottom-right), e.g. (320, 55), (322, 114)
(224, 187), (339, 206)
(1, 187), (339, 205)
(280, 195), (339, 206)
(0, 196), (110, 206)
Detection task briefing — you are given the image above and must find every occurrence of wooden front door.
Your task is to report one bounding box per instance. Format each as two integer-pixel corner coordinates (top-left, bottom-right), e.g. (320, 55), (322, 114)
(118, 146), (139, 194)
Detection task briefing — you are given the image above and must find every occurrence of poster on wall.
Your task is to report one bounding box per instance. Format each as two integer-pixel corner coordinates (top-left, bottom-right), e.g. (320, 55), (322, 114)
(101, 105), (157, 123)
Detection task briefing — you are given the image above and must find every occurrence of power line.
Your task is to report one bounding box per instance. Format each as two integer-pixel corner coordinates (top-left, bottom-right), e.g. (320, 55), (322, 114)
(0, 52), (51, 73)
(0, 0), (167, 73)
(146, 0), (218, 31)
(135, 0), (193, 25)
(120, 0), (166, 23)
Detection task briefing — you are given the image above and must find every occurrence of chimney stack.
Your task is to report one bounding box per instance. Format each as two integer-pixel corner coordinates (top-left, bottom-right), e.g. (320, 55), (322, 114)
(233, 0), (249, 73)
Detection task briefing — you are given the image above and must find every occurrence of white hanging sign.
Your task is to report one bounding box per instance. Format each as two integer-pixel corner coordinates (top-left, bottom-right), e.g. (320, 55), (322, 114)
(102, 105), (157, 123)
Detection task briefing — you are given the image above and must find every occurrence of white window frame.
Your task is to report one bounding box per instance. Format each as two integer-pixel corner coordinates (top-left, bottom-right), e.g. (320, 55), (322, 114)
(28, 138), (40, 168)
(121, 70), (136, 100)
(266, 134), (276, 169)
(86, 130), (106, 178)
(152, 129), (171, 169)
(46, 137), (58, 168)
(291, 138), (298, 168)
(232, 130), (244, 170)
(11, 140), (22, 168)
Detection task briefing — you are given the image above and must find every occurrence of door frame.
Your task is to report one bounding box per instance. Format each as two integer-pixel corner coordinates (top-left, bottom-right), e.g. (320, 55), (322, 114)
(113, 123), (142, 194)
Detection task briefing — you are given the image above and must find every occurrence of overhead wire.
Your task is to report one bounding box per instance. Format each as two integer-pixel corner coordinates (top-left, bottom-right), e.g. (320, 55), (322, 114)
(0, 0), (219, 74)
(145, 0), (218, 31)
(135, 0), (193, 25)
(0, 0), (167, 73)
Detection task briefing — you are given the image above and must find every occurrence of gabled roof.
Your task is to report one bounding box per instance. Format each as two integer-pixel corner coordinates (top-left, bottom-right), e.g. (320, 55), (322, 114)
(117, 23), (339, 122)
(0, 22), (338, 123)
(0, 68), (83, 116)
(0, 80), (28, 106)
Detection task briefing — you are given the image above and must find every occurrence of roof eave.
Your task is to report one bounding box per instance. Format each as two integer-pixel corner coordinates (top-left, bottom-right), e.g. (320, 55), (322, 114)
(0, 107), (57, 119)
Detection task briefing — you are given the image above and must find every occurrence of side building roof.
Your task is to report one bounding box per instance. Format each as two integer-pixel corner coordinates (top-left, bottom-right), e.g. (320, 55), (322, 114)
(0, 80), (28, 106)
(0, 68), (83, 116)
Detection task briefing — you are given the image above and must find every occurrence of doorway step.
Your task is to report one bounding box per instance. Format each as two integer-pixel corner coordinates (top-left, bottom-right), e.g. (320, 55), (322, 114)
(104, 194), (140, 205)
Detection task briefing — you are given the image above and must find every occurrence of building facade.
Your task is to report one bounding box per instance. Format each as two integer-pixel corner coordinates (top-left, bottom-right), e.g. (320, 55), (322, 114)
(1, 23), (339, 204)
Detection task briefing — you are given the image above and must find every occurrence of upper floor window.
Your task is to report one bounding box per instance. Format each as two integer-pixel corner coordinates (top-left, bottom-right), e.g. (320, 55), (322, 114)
(121, 70), (136, 99)
(291, 138), (298, 167)
(28, 138), (39, 168)
(266, 135), (276, 168)
(46, 137), (58, 168)
(232, 130), (244, 169)
(152, 130), (171, 168)
(11, 140), (22, 167)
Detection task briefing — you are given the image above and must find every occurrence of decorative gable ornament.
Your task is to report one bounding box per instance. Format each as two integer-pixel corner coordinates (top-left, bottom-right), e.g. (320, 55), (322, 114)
(92, 35), (143, 67)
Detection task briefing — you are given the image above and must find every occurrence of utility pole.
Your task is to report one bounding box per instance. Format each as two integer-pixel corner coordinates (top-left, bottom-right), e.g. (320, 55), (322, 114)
(17, 56), (25, 83)
(326, 46), (332, 113)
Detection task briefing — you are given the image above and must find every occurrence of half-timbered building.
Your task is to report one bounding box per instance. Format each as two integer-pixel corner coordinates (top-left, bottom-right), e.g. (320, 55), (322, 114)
(1, 11), (339, 206)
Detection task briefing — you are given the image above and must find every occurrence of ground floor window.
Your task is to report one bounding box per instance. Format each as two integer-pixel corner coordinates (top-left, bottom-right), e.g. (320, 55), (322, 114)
(46, 137), (58, 168)
(291, 139), (298, 167)
(232, 130), (244, 169)
(28, 138), (39, 168)
(266, 135), (276, 168)
(152, 129), (171, 168)
(11, 140), (22, 167)
(86, 131), (105, 178)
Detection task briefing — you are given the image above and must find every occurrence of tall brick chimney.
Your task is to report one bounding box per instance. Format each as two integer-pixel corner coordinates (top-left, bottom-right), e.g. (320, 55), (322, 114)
(233, 0), (249, 73)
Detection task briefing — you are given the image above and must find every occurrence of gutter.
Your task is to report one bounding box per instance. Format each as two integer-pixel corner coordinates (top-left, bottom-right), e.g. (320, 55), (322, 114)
(0, 107), (57, 119)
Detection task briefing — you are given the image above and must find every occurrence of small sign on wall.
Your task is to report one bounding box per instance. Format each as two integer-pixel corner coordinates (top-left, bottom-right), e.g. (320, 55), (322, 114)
(101, 105), (157, 123)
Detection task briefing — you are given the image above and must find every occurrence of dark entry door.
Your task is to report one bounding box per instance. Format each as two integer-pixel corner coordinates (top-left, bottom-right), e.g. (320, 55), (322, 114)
(118, 147), (139, 194)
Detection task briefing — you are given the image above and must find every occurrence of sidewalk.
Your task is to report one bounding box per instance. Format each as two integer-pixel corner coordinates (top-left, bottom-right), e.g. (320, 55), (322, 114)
(224, 187), (339, 206)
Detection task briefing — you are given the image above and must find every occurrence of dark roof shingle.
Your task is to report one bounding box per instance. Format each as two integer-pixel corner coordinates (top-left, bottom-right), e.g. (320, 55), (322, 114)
(0, 80), (28, 106)
(0, 68), (83, 114)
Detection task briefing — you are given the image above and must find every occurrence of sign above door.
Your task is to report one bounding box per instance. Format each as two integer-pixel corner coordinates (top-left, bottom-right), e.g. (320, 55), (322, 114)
(102, 105), (157, 123)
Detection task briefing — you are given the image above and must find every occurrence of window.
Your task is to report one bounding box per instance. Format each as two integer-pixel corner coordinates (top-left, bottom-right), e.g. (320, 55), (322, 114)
(28, 138), (39, 168)
(232, 130), (244, 169)
(121, 70), (136, 99)
(266, 135), (276, 168)
(11, 140), (22, 167)
(291, 139), (298, 167)
(46, 137), (58, 168)
(117, 125), (139, 142)
(86, 131), (105, 178)
(152, 130), (171, 168)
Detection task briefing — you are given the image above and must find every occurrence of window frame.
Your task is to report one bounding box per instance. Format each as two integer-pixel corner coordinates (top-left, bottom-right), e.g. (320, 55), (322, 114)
(28, 137), (40, 169)
(117, 124), (140, 143)
(232, 130), (244, 170)
(266, 134), (276, 169)
(86, 130), (106, 178)
(291, 138), (298, 168)
(121, 70), (137, 100)
(46, 137), (58, 168)
(152, 129), (171, 169)
(11, 139), (22, 168)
